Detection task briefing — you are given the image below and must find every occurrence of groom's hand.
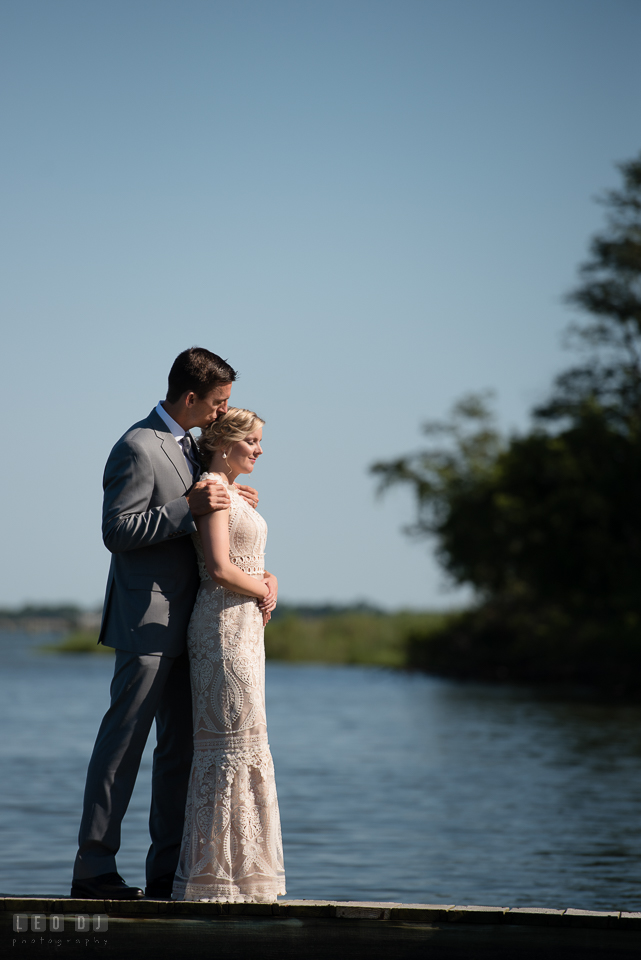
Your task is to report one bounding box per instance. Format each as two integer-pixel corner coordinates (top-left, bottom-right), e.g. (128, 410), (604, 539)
(185, 479), (231, 516)
(235, 484), (259, 509)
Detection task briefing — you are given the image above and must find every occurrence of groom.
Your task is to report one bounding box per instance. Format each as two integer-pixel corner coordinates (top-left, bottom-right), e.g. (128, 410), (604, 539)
(71, 347), (258, 900)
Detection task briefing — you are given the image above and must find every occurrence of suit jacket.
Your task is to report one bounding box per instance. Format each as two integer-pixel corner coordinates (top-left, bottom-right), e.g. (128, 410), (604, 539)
(98, 408), (201, 657)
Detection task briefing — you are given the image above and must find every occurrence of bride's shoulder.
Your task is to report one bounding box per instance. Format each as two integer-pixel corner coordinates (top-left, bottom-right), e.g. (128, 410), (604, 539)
(200, 472), (236, 494)
(200, 471), (225, 484)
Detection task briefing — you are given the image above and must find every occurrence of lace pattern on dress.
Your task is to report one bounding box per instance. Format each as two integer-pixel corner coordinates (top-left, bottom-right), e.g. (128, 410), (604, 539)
(173, 475), (285, 903)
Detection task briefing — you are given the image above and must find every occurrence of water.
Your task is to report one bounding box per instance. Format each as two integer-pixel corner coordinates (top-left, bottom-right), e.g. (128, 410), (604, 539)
(2, 630), (641, 910)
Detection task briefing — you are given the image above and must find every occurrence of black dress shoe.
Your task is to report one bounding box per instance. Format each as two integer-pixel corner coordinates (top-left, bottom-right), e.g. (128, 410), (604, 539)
(145, 872), (175, 899)
(70, 872), (144, 900)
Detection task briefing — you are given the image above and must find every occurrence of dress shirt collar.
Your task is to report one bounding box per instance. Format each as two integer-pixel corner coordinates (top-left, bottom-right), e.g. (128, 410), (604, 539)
(155, 401), (188, 442)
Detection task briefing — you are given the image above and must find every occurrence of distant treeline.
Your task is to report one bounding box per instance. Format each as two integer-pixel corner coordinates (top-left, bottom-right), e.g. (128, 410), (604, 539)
(1, 601), (384, 630)
(371, 153), (641, 698)
(0, 604), (101, 632)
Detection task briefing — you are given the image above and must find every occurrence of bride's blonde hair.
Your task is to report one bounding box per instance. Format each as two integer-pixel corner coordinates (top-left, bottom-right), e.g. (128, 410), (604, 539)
(197, 407), (265, 466)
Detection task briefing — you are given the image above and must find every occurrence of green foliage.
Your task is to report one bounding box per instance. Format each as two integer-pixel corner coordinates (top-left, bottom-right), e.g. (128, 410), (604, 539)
(406, 603), (641, 696)
(371, 153), (641, 694)
(265, 610), (451, 667)
(537, 156), (641, 430)
(40, 629), (112, 654)
(372, 392), (505, 593)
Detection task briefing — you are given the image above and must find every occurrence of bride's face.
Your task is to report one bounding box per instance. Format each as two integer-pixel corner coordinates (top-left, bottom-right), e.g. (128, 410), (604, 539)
(226, 427), (263, 476)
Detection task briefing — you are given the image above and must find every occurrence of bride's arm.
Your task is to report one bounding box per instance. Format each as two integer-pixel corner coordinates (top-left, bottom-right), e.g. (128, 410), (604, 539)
(196, 509), (270, 600)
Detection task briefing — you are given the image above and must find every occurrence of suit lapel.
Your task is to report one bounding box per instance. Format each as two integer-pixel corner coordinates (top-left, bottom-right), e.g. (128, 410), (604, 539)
(158, 434), (192, 490)
(148, 410), (193, 491)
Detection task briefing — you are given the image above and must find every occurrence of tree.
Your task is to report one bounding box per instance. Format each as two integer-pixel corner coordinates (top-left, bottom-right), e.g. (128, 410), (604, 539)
(371, 154), (641, 693)
(537, 154), (641, 430)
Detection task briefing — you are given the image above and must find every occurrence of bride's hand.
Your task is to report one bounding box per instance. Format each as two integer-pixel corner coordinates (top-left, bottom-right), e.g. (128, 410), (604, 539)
(260, 580), (275, 628)
(259, 591), (277, 614)
(258, 573), (278, 614)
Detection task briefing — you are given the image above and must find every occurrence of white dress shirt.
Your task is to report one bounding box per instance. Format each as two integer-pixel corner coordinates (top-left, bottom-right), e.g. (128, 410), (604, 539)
(155, 401), (196, 476)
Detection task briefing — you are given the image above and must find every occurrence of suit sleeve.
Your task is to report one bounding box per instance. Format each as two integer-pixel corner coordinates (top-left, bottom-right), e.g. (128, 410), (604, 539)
(102, 437), (197, 553)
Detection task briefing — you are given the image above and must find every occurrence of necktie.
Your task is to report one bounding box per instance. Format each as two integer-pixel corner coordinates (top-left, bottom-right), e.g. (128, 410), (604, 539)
(181, 433), (201, 478)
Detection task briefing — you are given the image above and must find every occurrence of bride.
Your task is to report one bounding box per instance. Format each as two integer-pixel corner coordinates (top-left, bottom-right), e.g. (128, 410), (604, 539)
(172, 407), (286, 903)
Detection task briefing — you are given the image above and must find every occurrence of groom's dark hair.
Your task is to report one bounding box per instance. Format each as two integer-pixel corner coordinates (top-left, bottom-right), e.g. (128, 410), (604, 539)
(166, 347), (237, 403)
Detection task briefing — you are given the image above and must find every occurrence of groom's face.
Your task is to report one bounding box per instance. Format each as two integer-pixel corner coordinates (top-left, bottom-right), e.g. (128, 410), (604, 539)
(188, 382), (233, 428)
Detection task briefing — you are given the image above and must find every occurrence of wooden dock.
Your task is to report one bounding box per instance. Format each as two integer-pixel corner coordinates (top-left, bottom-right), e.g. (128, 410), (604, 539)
(3, 896), (641, 958)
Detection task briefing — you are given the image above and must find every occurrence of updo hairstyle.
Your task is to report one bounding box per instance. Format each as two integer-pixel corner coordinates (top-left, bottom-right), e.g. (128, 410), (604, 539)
(197, 407), (265, 466)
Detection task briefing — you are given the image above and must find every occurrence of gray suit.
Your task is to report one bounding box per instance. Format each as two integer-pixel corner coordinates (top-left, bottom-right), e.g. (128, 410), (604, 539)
(74, 409), (201, 883)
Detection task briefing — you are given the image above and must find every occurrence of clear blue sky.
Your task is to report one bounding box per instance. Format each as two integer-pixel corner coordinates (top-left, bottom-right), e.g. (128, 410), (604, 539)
(1, 0), (640, 610)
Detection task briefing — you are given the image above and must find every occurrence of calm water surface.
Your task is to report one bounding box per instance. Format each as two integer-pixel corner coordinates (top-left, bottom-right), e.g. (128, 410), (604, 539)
(2, 630), (641, 909)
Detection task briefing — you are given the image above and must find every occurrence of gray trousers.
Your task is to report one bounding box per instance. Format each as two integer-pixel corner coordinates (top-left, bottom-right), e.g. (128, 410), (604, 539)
(73, 648), (193, 883)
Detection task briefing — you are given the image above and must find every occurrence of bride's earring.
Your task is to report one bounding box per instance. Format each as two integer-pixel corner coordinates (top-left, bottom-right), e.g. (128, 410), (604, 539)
(222, 452), (227, 459)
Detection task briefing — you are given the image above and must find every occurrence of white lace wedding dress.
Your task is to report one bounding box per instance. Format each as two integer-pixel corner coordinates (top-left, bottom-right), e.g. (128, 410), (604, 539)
(172, 475), (286, 903)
